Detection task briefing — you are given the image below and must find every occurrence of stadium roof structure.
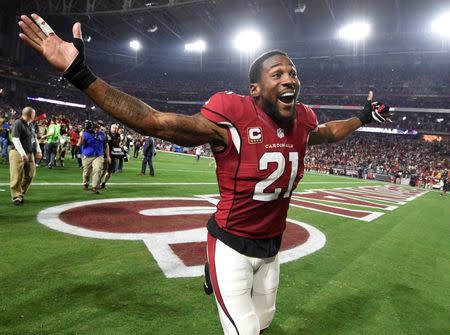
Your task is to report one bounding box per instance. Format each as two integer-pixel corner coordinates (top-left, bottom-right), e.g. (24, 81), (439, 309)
(15, 0), (449, 62)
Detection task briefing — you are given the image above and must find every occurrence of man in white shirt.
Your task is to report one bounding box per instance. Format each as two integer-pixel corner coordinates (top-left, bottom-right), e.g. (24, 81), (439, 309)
(9, 107), (42, 206)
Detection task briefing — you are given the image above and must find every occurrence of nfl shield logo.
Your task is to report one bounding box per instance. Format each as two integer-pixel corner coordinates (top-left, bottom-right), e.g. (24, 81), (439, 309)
(277, 128), (285, 139)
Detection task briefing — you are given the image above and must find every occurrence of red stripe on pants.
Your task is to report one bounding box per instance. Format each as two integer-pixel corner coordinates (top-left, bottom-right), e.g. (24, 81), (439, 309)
(207, 233), (239, 334)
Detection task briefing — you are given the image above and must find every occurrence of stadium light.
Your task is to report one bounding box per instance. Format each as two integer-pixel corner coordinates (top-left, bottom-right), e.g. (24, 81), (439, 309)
(129, 39), (142, 51)
(233, 29), (263, 52)
(431, 12), (450, 38)
(184, 40), (207, 53)
(338, 22), (371, 41)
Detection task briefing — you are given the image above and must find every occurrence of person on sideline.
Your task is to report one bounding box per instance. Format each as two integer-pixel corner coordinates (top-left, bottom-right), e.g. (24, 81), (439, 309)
(9, 107), (42, 206)
(100, 123), (122, 189)
(77, 120), (109, 194)
(195, 145), (202, 162)
(42, 117), (60, 168)
(141, 136), (156, 176)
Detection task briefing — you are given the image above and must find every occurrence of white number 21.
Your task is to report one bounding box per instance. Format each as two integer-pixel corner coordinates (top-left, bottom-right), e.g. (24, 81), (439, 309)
(253, 152), (299, 201)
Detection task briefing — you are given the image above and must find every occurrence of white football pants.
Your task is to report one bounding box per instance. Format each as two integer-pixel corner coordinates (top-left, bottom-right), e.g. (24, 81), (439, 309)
(207, 233), (280, 335)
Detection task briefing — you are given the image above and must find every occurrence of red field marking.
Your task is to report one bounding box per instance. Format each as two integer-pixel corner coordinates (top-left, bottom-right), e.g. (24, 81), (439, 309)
(170, 242), (206, 267)
(330, 189), (406, 203)
(341, 188), (409, 200)
(361, 186), (414, 195)
(290, 198), (383, 221)
(292, 190), (396, 210)
(170, 222), (310, 267)
(39, 197), (326, 277)
(384, 186), (424, 194)
(60, 199), (214, 233)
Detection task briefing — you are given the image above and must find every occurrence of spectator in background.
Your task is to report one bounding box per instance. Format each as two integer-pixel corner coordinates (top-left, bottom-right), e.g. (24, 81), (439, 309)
(141, 136), (155, 176)
(42, 117), (60, 168)
(78, 120), (109, 194)
(69, 124), (80, 163)
(441, 170), (449, 197)
(57, 123), (69, 167)
(35, 118), (47, 167)
(195, 145), (202, 162)
(101, 123), (122, 189)
(116, 126), (127, 172)
(0, 115), (11, 163)
(133, 135), (142, 159)
(9, 107), (42, 205)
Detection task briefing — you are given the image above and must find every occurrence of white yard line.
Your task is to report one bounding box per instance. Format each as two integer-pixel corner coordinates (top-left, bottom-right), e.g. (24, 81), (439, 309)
(0, 182), (217, 186)
(0, 181), (381, 187)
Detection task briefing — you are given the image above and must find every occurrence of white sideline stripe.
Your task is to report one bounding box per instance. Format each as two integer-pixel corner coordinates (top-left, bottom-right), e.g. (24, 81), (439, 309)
(164, 169), (215, 173)
(0, 181), (385, 187)
(155, 149), (214, 159)
(0, 182), (217, 186)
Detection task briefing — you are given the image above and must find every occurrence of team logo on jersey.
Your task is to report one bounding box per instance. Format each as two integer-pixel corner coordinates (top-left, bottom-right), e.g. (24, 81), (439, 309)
(248, 127), (263, 144)
(277, 128), (285, 139)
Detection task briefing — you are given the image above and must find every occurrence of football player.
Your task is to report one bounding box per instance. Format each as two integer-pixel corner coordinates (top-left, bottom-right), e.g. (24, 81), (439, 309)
(18, 15), (391, 335)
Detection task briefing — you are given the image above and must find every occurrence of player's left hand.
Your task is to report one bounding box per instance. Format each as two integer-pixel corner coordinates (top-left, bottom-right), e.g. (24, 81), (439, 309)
(358, 91), (393, 125)
(35, 152), (43, 160)
(18, 14), (79, 73)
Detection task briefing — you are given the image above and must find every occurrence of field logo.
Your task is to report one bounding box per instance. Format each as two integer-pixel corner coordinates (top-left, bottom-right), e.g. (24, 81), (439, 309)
(37, 197), (326, 278)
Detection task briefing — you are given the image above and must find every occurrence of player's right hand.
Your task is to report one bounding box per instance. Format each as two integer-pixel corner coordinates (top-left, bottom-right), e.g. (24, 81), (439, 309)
(18, 14), (80, 73)
(21, 155), (29, 163)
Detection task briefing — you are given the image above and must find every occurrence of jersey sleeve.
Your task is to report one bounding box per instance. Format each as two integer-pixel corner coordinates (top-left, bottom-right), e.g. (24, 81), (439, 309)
(298, 104), (319, 132)
(200, 92), (233, 124)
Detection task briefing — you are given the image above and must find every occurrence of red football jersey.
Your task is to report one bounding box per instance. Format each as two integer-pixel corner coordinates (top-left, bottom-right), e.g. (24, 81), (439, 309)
(201, 91), (318, 239)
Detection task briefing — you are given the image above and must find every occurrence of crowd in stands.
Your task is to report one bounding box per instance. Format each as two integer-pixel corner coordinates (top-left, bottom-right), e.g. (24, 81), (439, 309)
(1, 58), (449, 188)
(304, 133), (448, 184)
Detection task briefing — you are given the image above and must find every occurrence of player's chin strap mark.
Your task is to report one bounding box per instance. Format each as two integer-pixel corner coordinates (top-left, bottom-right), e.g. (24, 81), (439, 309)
(32, 16), (55, 36)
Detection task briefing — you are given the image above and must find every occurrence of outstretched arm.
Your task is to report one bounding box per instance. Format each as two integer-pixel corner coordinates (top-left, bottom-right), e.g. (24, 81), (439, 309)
(308, 117), (362, 145)
(18, 14), (227, 148)
(85, 79), (226, 147)
(308, 91), (392, 146)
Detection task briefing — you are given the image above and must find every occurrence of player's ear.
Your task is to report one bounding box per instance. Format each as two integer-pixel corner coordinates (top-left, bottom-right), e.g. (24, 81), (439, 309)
(250, 83), (260, 99)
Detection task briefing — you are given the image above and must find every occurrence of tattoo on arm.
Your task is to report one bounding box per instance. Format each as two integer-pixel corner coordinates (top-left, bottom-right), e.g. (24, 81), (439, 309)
(102, 86), (150, 123)
(85, 80), (227, 147)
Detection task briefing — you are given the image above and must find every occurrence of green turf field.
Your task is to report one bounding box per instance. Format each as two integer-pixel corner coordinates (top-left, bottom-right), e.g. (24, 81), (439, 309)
(1, 152), (449, 335)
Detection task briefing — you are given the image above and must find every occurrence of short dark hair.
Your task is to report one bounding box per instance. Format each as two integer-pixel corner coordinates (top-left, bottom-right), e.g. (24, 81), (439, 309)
(248, 50), (289, 84)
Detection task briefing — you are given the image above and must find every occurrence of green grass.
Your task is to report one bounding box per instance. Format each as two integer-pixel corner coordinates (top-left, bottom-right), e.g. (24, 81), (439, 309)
(0, 152), (449, 334)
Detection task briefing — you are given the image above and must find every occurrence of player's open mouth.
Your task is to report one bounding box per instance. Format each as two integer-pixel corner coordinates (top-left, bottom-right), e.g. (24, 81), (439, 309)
(277, 92), (295, 105)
